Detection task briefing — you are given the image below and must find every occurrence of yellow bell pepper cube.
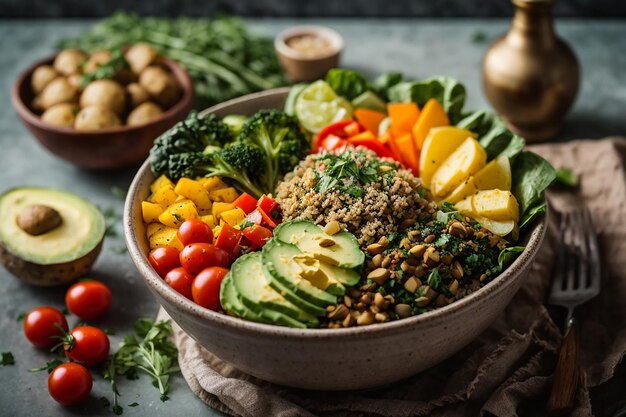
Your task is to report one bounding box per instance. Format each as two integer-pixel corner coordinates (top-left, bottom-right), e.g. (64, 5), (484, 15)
(158, 199), (199, 228)
(209, 187), (239, 203)
(197, 177), (228, 191)
(149, 226), (183, 250)
(174, 178), (212, 210)
(149, 185), (178, 206)
(211, 202), (234, 219)
(220, 208), (247, 226)
(200, 214), (216, 229)
(142, 201), (166, 224)
(150, 175), (175, 193)
(146, 222), (166, 238)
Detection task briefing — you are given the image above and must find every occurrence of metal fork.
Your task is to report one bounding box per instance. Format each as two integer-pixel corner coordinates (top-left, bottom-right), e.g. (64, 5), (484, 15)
(547, 208), (601, 415)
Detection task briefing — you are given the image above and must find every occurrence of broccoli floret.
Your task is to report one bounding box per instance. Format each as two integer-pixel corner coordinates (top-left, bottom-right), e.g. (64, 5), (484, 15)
(239, 109), (309, 192)
(150, 111), (234, 179)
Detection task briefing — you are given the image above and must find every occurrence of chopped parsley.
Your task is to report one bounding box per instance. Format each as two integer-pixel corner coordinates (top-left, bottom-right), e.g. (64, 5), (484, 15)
(1, 352), (15, 366)
(314, 151), (397, 198)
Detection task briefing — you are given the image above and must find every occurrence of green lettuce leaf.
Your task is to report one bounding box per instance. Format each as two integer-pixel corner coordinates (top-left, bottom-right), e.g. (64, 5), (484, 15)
(373, 72), (403, 100)
(511, 151), (556, 228)
(325, 69), (372, 101)
(457, 110), (524, 160)
(498, 246), (525, 271)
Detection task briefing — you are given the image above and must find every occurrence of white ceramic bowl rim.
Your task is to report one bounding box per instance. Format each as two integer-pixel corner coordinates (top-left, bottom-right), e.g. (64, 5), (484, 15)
(125, 88), (547, 341)
(274, 25), (344, 61)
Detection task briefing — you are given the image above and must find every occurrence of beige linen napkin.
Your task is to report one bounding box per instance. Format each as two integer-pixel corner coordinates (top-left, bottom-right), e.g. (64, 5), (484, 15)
(160, 137), (626, 417)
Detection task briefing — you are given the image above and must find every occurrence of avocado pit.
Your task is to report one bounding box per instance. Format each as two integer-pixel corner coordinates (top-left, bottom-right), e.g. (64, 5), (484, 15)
(17, 204), (62, 235)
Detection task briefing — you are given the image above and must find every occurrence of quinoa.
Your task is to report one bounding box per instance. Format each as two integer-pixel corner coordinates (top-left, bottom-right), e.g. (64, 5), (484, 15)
(275, 149), (430, 246)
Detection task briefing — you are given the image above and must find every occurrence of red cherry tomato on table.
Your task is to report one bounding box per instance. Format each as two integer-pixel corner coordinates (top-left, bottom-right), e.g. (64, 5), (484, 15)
(148, 246), (181, 277)
(214, 225), (242, 254)
(164, 267), (195, 299)
(180, 243), (229, 274)
(48, 362), (92, 405)
(242, 225), (273, 248)
(23, 306), (68, 349)
(192, 267), (229, 311)
(177, 219), (213, 246)
(65, 280), (112, 321)
(64, 326), (110, 366)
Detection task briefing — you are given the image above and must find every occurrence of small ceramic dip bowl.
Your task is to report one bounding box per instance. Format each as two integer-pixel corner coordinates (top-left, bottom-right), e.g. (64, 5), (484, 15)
(274, 25), (344, 82)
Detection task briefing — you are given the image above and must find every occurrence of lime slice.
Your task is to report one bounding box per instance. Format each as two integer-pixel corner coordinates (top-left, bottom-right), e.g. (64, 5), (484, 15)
(295, 80), (353, 133)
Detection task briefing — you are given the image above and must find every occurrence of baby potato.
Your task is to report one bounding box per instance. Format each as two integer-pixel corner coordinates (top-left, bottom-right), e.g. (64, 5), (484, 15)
(67, 73), (83, 90)
(127, 102), (163, 126)
(82, 50), (112, 74)
(80, 79), (126, 115)
(125, 43), (158, 74)
(41, 103), (76, 128)
(74, 105), (121, 130)
(139, 66), (181, 109)
(31, 65), (59, 94)
(40, 77), (78, 110)
(53, 49), (87, 76)
(126, 82), (150, 108)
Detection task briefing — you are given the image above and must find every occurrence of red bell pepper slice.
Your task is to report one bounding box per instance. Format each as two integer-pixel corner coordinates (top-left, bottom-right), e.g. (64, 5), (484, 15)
(344, 121), (364, 137)
(215, 224), (242, 254)
(242, 224), (273, 248)
(347, 132), (395, 159)
(320, 135), (348, 152)
(233, 192), (258, 214)
(314, 120), (362, 152)
(257, 195), (278, 215)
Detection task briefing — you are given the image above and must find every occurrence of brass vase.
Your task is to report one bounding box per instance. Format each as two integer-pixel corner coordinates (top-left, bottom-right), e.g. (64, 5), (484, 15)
(482, 0), (580, 141)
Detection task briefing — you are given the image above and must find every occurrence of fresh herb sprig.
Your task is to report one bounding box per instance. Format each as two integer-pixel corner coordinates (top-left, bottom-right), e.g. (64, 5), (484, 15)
(1, 352), (15, 366)
(103, 319), (179, 415)
(80, 48), (130, 88)
(315, 151), (397, 198)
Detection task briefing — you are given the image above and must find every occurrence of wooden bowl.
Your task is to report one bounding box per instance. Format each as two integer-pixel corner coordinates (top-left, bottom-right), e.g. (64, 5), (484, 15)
(124, 88), (548, 391)
(11, 54), (194, 170)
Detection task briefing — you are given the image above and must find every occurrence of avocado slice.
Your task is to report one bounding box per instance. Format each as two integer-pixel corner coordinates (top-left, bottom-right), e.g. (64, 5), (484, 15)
(230, 252), (317, 328)
(262, 239), (337, 309)
(219, 274), (268, 323)
(0, 187), (105, 286)
(274, 220), (365, 269)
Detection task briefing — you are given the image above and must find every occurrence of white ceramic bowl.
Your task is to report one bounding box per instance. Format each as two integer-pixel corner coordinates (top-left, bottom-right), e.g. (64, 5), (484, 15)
(124, 88), (547, 390)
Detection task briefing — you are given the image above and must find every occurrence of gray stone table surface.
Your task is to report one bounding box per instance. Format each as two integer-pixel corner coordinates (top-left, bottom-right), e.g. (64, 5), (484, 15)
(0, 18), (625, 417)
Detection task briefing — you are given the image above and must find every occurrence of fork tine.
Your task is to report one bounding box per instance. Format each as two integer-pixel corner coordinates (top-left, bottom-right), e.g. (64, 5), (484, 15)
(551, 211), (569, 295)
(564, 212), (578, 290)
(574, 210), (588, 290)
(582, 209), (601, 292)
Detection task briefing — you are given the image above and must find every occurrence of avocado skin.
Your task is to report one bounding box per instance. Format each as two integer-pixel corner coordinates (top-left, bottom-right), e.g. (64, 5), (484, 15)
(0, 240), (102, 286)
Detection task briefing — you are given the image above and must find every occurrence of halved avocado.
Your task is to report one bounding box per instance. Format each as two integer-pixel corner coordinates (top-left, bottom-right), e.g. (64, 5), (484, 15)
(0, 187), (105, 286)
(274, 220), (365, 269)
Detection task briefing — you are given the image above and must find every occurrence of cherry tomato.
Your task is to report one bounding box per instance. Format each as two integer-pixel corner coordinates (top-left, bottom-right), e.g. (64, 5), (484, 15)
(192, 267), (229, 311)
(64, 326), (110, 366)
(164, 267), (195, 299)
(148, 246), (181, 277)
(65, 280), (112, 321)
(48, 362), (92, 405)
(233, 192), (258, 214)
(23, 306), (68, 349)
(177, 219), (213, 246)
(180, 243), (229, 274)
(242, 225), (273, 248)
